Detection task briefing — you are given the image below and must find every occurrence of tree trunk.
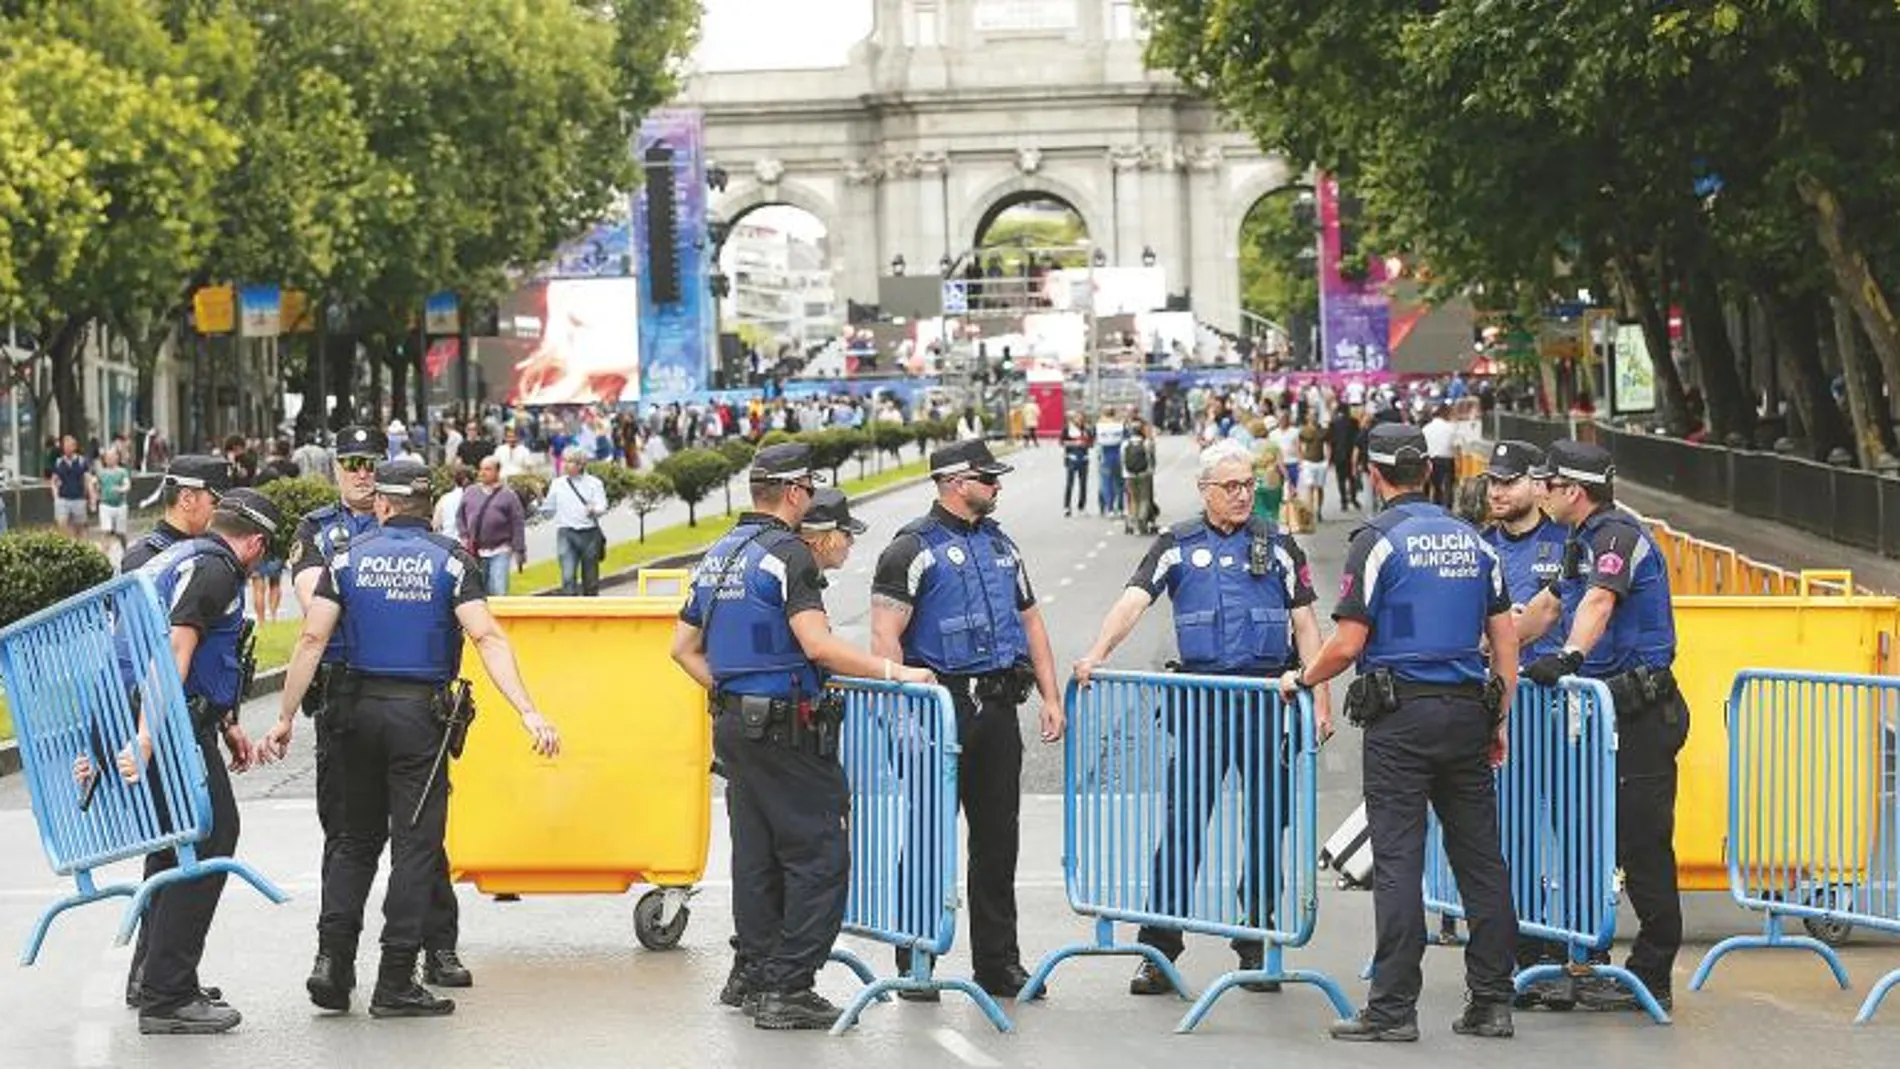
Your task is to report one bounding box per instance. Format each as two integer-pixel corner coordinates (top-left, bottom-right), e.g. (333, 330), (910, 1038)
(1681, 267), (1755, 445)
(1797, 173), (1900, 414)
(1608, 250), (1690, 434)
(1828, 296), (1893, 468)
(1763, 290), (1851, 461)
(46, 316), (90, 442)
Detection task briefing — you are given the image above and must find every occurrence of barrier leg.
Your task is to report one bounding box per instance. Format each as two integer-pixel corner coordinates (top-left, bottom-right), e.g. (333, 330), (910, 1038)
(1176, 945), (1355, 1033)
(1689, 912), (1850, 993)
(826, 947), (880, 987)
(1517, 963), (1671, 1026)
(828, 949), (1013, 1036)
(1020, 918), (1193, 1003)
(113, 854), (290, 948)
(19, 870), (138, 966)
(1855, 968), (1900, 1024)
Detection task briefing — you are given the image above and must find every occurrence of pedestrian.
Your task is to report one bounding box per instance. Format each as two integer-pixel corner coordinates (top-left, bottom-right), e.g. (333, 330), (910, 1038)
(264, 459), (561, 1018)
(493, 426), (533, 477)
(1515, 440), (1685, 1013)
(293, 432), (334, 484)
(434, 467), (471, 543)
(92, 446), (132, 556)
(1298, 408), (1330, 520)
(547, 449), (608, 596)
(1423, 406), (1456, 505)
(870, 439), (1065, 1001)
(1096, 406), (1127, 515)
(1059, 412), (1093, 516)
(1021, 396), (1041, 447)
(81, 488), (282, 1034)
(458, 456), (527, 595)
(1073, 438), (1334, 995)
(1279, 422), (1520, 1042)
(1121, 416), (1156, 535)
(672, 444), (931, 1031)
(48, 434), (90, 539)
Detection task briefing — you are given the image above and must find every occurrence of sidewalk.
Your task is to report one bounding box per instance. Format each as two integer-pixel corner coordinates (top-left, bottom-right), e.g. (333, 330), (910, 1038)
(1614, 480), (1900, 594)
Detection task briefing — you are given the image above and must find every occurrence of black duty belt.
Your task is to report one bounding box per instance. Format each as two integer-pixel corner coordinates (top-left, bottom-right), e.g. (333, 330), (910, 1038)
(1392, 679), (1486, 703)
(714, 692), (838, 758)
(1601, 665), (1680, 721)
(345, 673), (447, 702)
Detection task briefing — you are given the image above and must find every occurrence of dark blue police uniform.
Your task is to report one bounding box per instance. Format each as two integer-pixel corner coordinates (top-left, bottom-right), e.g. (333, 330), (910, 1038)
(1127, 514), (1315, 976)
(1531, 440), (1685, 1005)
(684, 446), (848, 1019)
(872, 440), (1039, 994)
(1334, 425), (1516, 1034)
(313, 460), (484, 1017)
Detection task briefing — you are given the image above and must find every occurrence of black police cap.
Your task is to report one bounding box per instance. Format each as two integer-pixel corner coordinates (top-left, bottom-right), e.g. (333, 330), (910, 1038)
(800, 488), (867, 535)
(215, 487), (284, 534)
(1365, 423), (1428, 466)
(336, 425), (388, 459)
(751, 442), (820, 484)
(163, 454), (232, 495)
(1532, 439), (1615, 485)
(929, 439), (1014, 479)
(374, 459), (435, 498)
(1485, 439), (1544, 481)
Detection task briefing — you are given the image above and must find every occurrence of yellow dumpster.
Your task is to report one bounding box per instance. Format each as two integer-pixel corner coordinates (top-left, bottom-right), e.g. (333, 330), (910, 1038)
(1671, 572), (1898, 891)
(446, 569), (710, 948)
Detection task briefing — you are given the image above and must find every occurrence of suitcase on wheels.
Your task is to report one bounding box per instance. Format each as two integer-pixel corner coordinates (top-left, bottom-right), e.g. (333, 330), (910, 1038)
(1321, 802), (1375, 889)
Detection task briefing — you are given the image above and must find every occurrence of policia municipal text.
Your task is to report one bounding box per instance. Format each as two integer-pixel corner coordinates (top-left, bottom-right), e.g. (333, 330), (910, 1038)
(265, 459), (561, 1019)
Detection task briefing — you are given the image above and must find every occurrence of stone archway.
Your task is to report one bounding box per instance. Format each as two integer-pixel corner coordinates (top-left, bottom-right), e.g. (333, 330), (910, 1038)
(958, 174), (1106, 259)
(712, 178), (840, 242)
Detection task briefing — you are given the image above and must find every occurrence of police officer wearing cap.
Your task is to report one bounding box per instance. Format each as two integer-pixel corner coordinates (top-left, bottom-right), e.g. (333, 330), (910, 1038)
(870, 438), (1065, 1000)
(85, 488), (284, 1034)
(1482, 440), (1587, 1006)
(1515, 439), (1684, 1013)
(266, 459), (561, 1019)
(1279, 422), (1520, 1042)
(1073, 437), (1333, 997)
(673, 443), (931, 1031)
(117, 454), (233, 1009)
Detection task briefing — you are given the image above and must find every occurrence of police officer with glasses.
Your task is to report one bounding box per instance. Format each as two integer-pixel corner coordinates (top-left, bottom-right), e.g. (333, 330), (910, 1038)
(1074, 437), (1333, 997)
(1278, 422), (1519, 1043)
(1514, 439), (1685, 1013)
(265, 460), (560, 1019)
(116, 454), (232, 1009)
(80, 488), (285, 1035)
(870, 439), (1065, 1001)
(672, 444), (931, 1031)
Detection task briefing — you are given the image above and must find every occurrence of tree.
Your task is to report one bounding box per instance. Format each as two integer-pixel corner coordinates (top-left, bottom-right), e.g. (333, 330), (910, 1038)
(716, 439), (756, 516)
(655, 449), (730, 527)
(625, 471), (673, 542)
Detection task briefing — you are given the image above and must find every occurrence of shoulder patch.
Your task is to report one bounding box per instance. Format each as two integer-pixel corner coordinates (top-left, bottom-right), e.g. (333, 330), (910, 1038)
(287, 539), (304, 567)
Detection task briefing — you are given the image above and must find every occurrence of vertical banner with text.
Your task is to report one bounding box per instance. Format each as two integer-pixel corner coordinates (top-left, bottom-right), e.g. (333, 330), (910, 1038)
(634, 108), (712, 399)
(1317, 175), (1391, 375)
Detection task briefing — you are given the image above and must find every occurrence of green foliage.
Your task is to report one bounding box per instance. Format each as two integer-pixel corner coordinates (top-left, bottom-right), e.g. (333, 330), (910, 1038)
(798, 428), (864, 483)
(872, 422), (911, 459)
(717, 438), (757, 474)
(0, 531), (114, 628)
(506, 473), (548, 514)
(654, 449), (731, 526)
(624, 471), (674, 541)
(586, 461), (639, 507)
(252, 476), (344, 560)
(1237, 191), (1319, 329)
(757, 429), (795, 449)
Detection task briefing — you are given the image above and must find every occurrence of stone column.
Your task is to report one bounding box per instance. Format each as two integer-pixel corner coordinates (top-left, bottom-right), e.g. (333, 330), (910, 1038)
(1186, 146), (1230, 332)
(1107, 144), (1148, 265)
(840, 156), (887, 305)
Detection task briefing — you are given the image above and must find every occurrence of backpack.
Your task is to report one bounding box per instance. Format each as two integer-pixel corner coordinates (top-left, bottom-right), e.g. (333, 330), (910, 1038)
(1123, 439), (1150, 474)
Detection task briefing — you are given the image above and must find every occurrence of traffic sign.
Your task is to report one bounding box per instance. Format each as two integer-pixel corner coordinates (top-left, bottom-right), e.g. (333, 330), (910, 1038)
(942, 280), (968, 315)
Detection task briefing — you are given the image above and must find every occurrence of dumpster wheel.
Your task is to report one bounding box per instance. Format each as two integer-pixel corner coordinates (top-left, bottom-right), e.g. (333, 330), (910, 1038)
(635, 888), (692, 950)
(1802, 915), (1855, 947)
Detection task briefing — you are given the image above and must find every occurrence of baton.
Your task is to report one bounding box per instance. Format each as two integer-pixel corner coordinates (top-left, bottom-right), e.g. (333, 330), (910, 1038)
(410, 727), (453, 830)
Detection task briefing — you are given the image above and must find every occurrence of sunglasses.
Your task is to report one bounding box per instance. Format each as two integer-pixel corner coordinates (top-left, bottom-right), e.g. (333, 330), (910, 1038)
(1199, 478), (1253, 496)
(961, 472), (1001, 487)
(338, 456), (377, 473)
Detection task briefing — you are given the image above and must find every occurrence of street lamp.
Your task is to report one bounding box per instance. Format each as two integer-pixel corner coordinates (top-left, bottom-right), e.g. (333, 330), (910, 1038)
(1141, 245), (1157, 268)
(1091, 247), (1107, 268)
(890, 253), (906, 277)
(939, 253), (954, 277)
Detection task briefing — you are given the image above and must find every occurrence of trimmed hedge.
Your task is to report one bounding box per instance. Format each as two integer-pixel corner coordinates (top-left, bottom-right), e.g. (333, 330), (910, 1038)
(252, 476), (344, 560)
(0, 532), (114, 628)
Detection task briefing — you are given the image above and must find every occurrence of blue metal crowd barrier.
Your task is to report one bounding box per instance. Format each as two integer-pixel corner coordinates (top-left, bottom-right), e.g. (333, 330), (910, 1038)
(823, 678), (1012, 1035)
(0, 574), (287, 965)
(1020, 669), (1353, 1032)
(1418, 678), (1670, 1023)
(1689, 669), (1900, 1023)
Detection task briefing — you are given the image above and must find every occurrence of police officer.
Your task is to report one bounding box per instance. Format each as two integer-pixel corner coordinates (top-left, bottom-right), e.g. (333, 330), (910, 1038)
(672, 444), (930, 1031)
(1515, 440), (1685, 1013)
(265, 460), (560, 1018)
(87, 489), (283, 1034)
(870, 439), (1065, 1000)
(1278, 422), (1520, 1042)
(1481, 440), (1585, 1007)
(118, 454), (233, 1009)
(1073, 438), (1334, 996)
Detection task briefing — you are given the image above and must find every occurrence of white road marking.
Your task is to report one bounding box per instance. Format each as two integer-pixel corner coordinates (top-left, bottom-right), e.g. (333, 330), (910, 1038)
(1059, 577), (1074, 587)
(1072, 562), (1086, 570)
(933, 1027), (1003, 1067)
(1040, 595), (1056, 606)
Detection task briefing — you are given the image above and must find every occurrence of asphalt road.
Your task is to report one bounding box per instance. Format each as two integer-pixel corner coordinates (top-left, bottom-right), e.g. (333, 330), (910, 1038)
(1, 439), (1895, 1067)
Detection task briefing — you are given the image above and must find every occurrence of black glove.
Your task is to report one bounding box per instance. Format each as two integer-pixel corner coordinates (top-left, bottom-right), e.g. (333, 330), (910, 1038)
(1524, 649), (1584, 686)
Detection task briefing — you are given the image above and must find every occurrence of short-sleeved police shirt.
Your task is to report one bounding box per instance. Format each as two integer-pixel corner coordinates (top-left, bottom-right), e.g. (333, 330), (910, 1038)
(311, 518), (488, 610)
(165, 540), (246, 635)
(871, 504), (1037, 612)
(1126, 523), (1318, 609)
(677, 515), (829, 627)
(121, 520), (190, 573)
(1573, 507), (1644, 601)
(1333, 494), (1511, 624)
(290, 505), (373, 579)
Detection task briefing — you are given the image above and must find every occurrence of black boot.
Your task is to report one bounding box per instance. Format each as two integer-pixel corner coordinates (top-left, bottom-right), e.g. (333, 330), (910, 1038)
(368, 950), (455, 1019)
(753, 989), (843, 1031)
(306, 937), (357, 1012)
(1329, 1012), (1420, 1043)
(423, 949), (473, 988)
(1452, 998), (1515, 1038)
(139, 995), (242, 1035)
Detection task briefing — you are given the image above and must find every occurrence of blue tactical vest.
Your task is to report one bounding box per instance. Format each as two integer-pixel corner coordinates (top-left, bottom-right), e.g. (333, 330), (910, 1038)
(1355, 500), (1494, 686)
(138, 537), (247, 711)
(1483, 516), (1570, 662)
(696, 520), (823, 699)
(303, 503), (379, 666)
(331, 526), (464, 683)
(1559, 507), (1676, 677)
(1166, 516), (1294, 674)
(901, 514), (1030, 676)
(120, 524), (185, 573)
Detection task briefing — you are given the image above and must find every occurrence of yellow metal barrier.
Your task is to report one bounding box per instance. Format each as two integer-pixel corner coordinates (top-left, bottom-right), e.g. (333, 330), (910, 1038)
(1671, 575), (1900, 891)
(447, 581), (711, 900)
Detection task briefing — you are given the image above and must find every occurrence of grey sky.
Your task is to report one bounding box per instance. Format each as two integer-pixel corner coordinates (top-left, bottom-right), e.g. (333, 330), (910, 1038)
(692, 0), (874, 73)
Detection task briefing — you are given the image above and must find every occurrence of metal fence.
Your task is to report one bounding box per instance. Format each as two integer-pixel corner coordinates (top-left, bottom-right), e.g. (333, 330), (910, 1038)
(824, 678), (1012, 1035)
(0, 573), (286, 965)
(1689, 670), (1900, 1023)
(1021, 669), (1353, 1032)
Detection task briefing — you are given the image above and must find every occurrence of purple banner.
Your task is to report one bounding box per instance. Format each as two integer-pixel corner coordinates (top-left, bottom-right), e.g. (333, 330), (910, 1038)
(1318, 176), (1391, 375)
(634, 108), (713, 398)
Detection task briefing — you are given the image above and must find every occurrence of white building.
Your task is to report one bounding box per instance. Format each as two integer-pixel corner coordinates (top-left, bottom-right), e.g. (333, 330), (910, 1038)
(723, 218), (841, 353)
